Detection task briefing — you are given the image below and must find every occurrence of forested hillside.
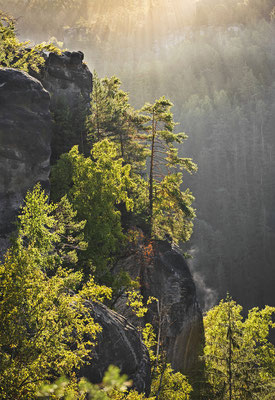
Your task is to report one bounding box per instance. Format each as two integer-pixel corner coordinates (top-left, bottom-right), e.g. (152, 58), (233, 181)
(5, 0), (273, 312)
(1, 1), (275, 398)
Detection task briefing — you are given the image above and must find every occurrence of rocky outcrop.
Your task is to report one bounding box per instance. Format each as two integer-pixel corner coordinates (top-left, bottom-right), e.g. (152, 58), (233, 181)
(0, 68), (51, 242)
(0, 61), (151, 394)
(36, 51), (92, 109)
(31, 51), (93, 162)
(0, 52), (93, 246)
(113, 239), (204, 381)
(80, 301), (151, 396)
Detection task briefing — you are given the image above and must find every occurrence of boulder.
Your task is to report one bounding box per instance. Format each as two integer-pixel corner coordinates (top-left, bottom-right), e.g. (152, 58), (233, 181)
(113, 239), (204, 381)
(0, 68), (51, 242)
(80, 301), (151, 396)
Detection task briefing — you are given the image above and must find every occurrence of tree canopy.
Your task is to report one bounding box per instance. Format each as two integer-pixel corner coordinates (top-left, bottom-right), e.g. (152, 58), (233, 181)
(51, 140), (134, 283)
(140, 96), (197, 242)
(203, 296), (275, 399)
(0, 184), (112, 399)
(87, 72), (148, 174)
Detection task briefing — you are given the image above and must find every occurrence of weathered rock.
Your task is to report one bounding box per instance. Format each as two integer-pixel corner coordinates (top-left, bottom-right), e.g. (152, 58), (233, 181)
(0, 68), (51, 242)
(31, 51), (93, 162)
(80, 301), (151, 396)
(36, 51), (92, 109)
(113, 240), (204, 381)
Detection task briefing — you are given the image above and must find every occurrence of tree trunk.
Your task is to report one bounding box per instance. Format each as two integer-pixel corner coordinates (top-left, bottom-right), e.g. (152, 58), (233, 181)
(149, 110), (155, 236)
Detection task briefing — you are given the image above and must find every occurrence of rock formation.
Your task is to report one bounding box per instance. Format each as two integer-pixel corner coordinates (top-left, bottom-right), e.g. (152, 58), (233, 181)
(113, 239), (204, 381)
(0, 58), (203, 396)
(80, 301), (151, 396)
(0, 68), (51, 245)
(35, 51), (92, 110)
(0, 52), (93, 248)
(32, 51), (93, 162)
(0, 67), (151, 393)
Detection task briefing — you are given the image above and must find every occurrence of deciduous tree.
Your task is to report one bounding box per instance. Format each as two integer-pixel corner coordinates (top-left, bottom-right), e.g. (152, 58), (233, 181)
(0, 184), (111, 399)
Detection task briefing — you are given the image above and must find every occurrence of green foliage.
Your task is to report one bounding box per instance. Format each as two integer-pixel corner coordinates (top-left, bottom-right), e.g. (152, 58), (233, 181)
(0, 248), (100, 400)
(152, 174), (195, 243)
(141, 323), (192, 400)
(142, 323), (158, 365)
(203, 296), (275, 399)
(150, 364), (192, 400)
(54, 195), (87, 268)
(0, 10), (61, 72)
(0, 184), (118, 399)
(87, 72), (148, 174)
(37, 365), (135, 399)
(140, 96), (197, 242)
(51, 140), (134, 283)
(15, 184), (87, 271)
(126, 291), (157, 318)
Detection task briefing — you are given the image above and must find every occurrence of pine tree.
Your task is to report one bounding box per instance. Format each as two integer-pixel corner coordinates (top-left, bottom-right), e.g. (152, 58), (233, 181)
(87, 72), (147, 173)
(140, 96), (197, 242)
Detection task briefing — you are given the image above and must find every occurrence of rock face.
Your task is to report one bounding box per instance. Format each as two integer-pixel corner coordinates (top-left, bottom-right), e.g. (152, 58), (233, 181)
(80, 301), (151, 396)
(32, 51), (93, 162)
(0, 53), (93, 246)
(0, 68), (51, 241)
(114, 240), (204, 380)
(0, 61), (151, 394)
(37, 51), (92, 109)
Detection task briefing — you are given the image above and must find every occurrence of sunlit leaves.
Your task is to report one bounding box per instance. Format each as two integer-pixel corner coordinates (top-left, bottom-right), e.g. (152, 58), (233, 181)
(0, 237), (99, 398)
(0, 11), (61, 72)
(0, 184), (121, 399)
(51, 140), (134, 282)
(204, 297), (275, 399)
(150, 364), (192, 400)
(87, 72), (148, 174)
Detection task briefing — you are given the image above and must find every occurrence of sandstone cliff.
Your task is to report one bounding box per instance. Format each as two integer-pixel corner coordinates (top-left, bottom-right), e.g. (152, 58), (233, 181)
(0, 51), (93, 244)
(0, 58), (204, 396)
(0, 68), (51, 242)
(114, 239), (204, 385)
(35, 51), (92, 109)
(33, 51), (93, 162)
(81, 301), (151, 396)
